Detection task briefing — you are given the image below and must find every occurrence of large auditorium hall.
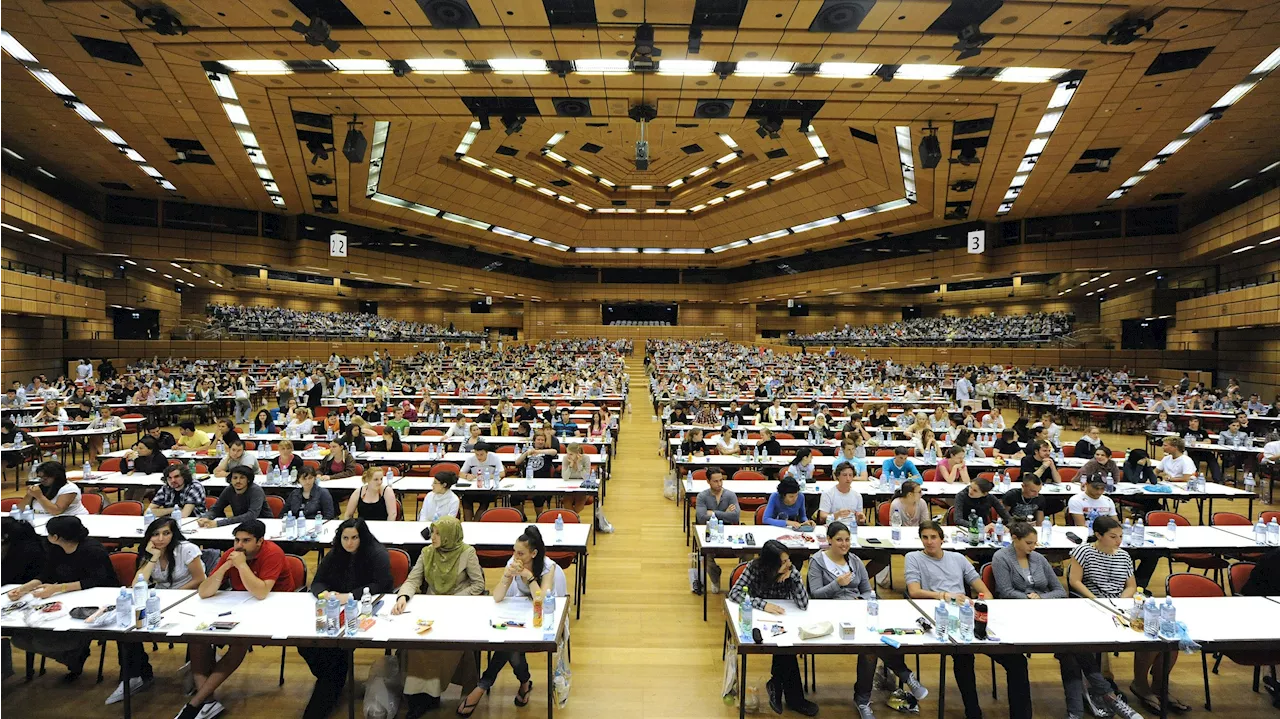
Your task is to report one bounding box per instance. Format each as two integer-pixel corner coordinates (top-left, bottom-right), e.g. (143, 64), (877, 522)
(1, 2), (1278, 719)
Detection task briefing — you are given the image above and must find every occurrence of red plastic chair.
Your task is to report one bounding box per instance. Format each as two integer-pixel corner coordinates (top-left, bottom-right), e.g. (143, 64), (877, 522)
(1148, 511), (1229, 586)
(303, 459), (321, 471)
(1228, 562), (1255, 596)
(1004, 468), (1021, 482)
(258, 459), (271, 475)
(877, 502), (891, 526)
(110, 551), (139, 586)
(1166, 572), (1222, 598)
(264, 495), (285, 519)
(275, 554), (311, 684)
(730, 469), (769, 511)
(1, 498), (21, 513)
(98, 458), (122, 473)
(579, 444), (599, 454)
(1212, 512), (1250, 526)
(477, 507), (524, 568)
(1061, 446), (1076, 458)
(875, 449), (896, 457)
(1058, 468), (1078, 483)
(1261, 511), (1280, 524)
(754, 506), (768, 525)
(496, 445), (518, 454)
(429, 463), (461, 477)
(922, 469), (938, 482)
(980, 563), (994, 592)
(103, 500), (143, 517)
(691, 469), (707, 481)
(538, 509), (581, 569)
(388, 548), (411, 588)
(80, 493), (104, 515)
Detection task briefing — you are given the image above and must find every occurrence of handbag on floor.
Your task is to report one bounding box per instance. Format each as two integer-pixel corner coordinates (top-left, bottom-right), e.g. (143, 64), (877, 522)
(663, 470), (677, 501)
(553, 618), (572, 707)
(363, 654), (403, 719)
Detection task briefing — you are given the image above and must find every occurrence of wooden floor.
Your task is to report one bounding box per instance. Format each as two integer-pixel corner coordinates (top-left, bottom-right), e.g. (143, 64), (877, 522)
(5, 360), (1278, 718)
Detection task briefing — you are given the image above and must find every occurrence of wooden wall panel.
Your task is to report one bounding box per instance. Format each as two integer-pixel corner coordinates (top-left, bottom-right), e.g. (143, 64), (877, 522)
(1216, 328), (1280, 400)
(0, 269), (107, 320)
(1177, 283), (1280, 331)
(1181, 187), (1280, 262)
(1, 315), (64, 387)
(0, 175), (103, 251)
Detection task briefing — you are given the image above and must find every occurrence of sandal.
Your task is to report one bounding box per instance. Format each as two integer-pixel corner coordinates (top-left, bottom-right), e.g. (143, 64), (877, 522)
(1165, 696), (1192, 713)
(1129, 684), (1162, 715)
(514, 679), (534, 707)
(456, 689), (483, 717)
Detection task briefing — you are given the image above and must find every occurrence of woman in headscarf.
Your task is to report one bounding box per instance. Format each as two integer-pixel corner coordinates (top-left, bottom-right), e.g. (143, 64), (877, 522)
(394, 516), (486, 718)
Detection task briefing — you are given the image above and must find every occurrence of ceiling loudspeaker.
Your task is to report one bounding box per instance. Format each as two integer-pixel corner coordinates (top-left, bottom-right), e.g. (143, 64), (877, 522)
(553, 98), (592, 117)
(918, 124), (941, 169)
(417, 0), (480, 29)
(809, 0), (877, 33)
(694, 99), (734, 118)
(343, 116), (368, 163)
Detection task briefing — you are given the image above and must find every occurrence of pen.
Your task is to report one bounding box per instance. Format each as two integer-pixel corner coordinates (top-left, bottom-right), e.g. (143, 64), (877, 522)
(218, 611), (232, 617)
(179, 612), (194, 617)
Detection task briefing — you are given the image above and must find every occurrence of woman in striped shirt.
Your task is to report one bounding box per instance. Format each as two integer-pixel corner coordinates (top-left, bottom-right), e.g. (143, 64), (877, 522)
(1064, 516), (1186, 715)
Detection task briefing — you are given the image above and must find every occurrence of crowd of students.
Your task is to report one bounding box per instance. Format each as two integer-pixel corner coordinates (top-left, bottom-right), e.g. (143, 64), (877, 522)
(204, 304), (484, 341)
(791, 312), (1076, 346)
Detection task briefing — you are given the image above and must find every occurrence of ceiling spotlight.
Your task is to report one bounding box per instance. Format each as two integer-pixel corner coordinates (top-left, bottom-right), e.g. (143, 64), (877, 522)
(291, 16), (340, 53)
(342, 115), (367, 163)
(308, 173), (334, 186)
(632, 23), (660, 62)
(315, 198), (338, 214)
(949, 146), (980, 166)
(950, 179), (977, 192)
(798, 113), (813, 133)
(1096, 12), (1161, 46)
(755, 115), (782, 139)
(1095, 158), (1112, 172)
(952, 24), (993, 61)
(477, 114), (490, 131)
(500, 113), (525, 135)
(306, 138), (331, 165)
(390, 60), (411, 77)
(919, 123), (941, 169)
(944, 203), (970, 221)
(136, 6), (187, 36)
(688, 26), (702, 55)
(635, 139), (650, 171)
(874, 65), (896, 82)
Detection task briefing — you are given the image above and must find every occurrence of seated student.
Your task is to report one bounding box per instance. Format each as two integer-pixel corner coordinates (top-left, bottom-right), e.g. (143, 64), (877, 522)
(679, 428), (707, 457)
(558, 442), (593, 515)
(1181, 417), (1221, 482)
(212, 439), (258, 478)
(213, 417), (241, 448)
(714, 426), (741, 455)
(25, 460), (88, 516)
(460, 423), (484, 452)
(418, 470), (461, 522)
(696, 467), (740, 593)
(198, 466), (271, 528)
(284, 407), (316, 438)
(1020, 439), (1062, 484)
(270, 438), (304, 476)
(33, 398), (68, 425)
(299, 519), (394, 719)
(981, 410), (1006, 430)
(889, 480), (930, 527)
(342, 466), (398, 521)
(176, 420), (211, 450)
(318, 440), (359, 481)
(1065, 516), (1185, 714)
(727, 540), (818, 716)
(145, 463), (207, 519)
(553, 408), (580, 437)
(1067, 476), (1118, 525)
(1073, 426), (1104, 460)
(120, 435), (169, 475)
(457, 527), (567, 717)
(1155, 437), (1196, 482)
(285, 466), (336, 520)
(808, 521), (929, 717)
(906, 521), (1031, 719)
(881, 446), (923, 484)
(252, 409), (277, 435)
(1001, 473), (1046, 525)
(763, 477), (813, 528)
(832, 438), (869, 476)
(953, 477), (1013, 530)
(396, 516), (487, 717)
(783, 448), (815, 485)
(1079, 445), (1121, 484)
(936, 445), (971, 484)
(513, 433), (557, 516)
(817, 461), (867, 525)
(386, 405), (411, 436)
(178, 519), (295, 719)
(757, 427), (782, 456)
(6, 516), (113, 681)
(459, 442), (504, 520)
(109, 517), (207, 704)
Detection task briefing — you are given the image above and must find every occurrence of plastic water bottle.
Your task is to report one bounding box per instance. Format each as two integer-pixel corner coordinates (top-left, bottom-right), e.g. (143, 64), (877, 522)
(1166, 519), (1177, 543)
(143, 507), (155, 533)
(947, 598), (961, 638)
(82, 460), (93, 481)
(132, 576), (148, 625)
(933, 601), (949, 641)
(1085, 509), (1096, 535)
(283, 511), (295, 540)
(1269, 518), (1280, 547)
(325, 594), (342, 636)
(1143, 597), (1159, 638)
(146, 589), (161, 630)
(866, 595), (879, 633)
(290, 468), (297, 485)
(346, 598), (359, 636)
(1256, 519), (1268, 545)
(1159, 598), (1176, 637)
(313, 512), (324, 539)
(891, 508), (902, 542)
(848, 514), (858, 539)
(1134, 519), (1145, 546)
(316, 596), (327, 632)
(959, 600), (974, 642)
(525, 460), (535, 488)
(21, 506), (34, 524)
(994, 518), (1005, 545)
(360, 587), (373, 617)
(187, 459), (196, 476)
(7, 505), (19, 522)
(1244, 472), (1256, 493)
(116, 588), (133, 629)
(554, 513), (565, 543)
(1122, 517), (1133, 546)
(738, 588), (753, 639)
(1040, 517), (1053, 544)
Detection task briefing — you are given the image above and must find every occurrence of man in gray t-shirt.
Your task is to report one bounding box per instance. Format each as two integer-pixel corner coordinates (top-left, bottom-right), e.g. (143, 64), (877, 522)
(695, 467), (740, 593)
(906, 521), (1031, 719)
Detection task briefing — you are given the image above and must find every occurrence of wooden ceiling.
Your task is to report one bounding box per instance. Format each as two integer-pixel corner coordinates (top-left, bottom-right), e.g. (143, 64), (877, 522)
(2, 0), (1278, 268)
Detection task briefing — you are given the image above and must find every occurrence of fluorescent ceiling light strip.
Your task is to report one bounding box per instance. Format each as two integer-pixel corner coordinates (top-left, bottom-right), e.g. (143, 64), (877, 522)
(492, 226), (533, 240)
(718, 134), (738, 149)
(328, 59), (392, 73)
(0, 31), (37, 62)
(405, 58), (468, 73)
(791, 216), (839, 233)
(896, 64), (961, 80)
(999, 79), (1078, 215)
(797, 159), (823, 171)
(716, 153), (738, 165)
(488, 58), (548, 74)
(816, 62), (877, 78)
(994, 67), (1066, 83)
(221, 60), (292, 75)
(735, 60), (794, 76)
(573, 59), (629, 74)
(366, 120), (390, 195)
(657, 60), (715, 75)
(440, 213), (491, 230)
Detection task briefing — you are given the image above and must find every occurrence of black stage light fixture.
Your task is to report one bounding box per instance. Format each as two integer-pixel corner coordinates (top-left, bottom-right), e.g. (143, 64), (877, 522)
(308, 173), (334, 186)
(950, 179), (976, 192)
(632, 23), (661, 61)
(755, 115), (782, 139)
(343, 116), (367, 163)
(291, 17), (341, 53)
(500, 113), (525, 135)
(635, 139), (650, 171)
(949, 146), (979, 166)
(390, 60), (412, 77)
(688, 26), (703, 54)
(874, 64), (896, 82)
(477, 113), (490, 131)
(798, 113), (814, 133)
(952, 24), (993, 61)
(136, 6), (187, 36)
(306, 138), (332, 165)
(918, 124), (941, 169)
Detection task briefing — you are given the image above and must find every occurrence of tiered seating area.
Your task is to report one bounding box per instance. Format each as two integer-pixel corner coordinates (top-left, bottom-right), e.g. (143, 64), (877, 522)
(205, 304), (485, 342)
(791, 312), (1075, 346)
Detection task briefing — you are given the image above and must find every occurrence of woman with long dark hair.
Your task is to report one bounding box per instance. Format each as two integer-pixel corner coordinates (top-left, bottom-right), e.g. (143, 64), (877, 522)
(109, 517), (207, 704)
(120, 435), (169, 475)
(298, 518), (394, 719)
(727, 539), (817, 716)
(6, 516), (113, 680)
(25, 460), (87, 516)
(457, 526), (560, 717)
(252, 409), (276, 434)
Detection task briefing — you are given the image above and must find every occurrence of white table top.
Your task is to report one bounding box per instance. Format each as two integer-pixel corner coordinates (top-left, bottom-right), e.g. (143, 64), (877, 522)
(675, 454), (1089, 471)
(62, 471), (601, 497)
(682, 477), (1256, 501)
(354, 451), (607, 466)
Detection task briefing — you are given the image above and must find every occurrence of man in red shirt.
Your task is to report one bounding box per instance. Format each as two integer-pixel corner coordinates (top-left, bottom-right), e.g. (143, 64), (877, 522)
(176, 520), (294, 719)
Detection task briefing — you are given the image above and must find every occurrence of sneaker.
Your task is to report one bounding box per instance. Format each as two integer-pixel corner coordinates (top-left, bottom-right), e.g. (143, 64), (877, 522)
(195, 700), (224, 719)
(1106, 695), (1144, 719)
(1084, 690), (1114, 718)
(857, 702), (877, 719)
(709, 579), (722, 594)
(1068, 714), (1084, 719)
(766, 679), (784, 714)
(903, 673), (929, 700)
(173, 704), (201, 719)
(787, 697), (819, 717)
(873, 665), (897, 691)
(106, 676), (153, 705)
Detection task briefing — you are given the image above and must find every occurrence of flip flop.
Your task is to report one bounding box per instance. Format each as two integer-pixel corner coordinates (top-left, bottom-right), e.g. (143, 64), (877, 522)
(1129, 684), (1162, 715)
(456, 695), (481, 717)
(514, 680), (534, 707)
